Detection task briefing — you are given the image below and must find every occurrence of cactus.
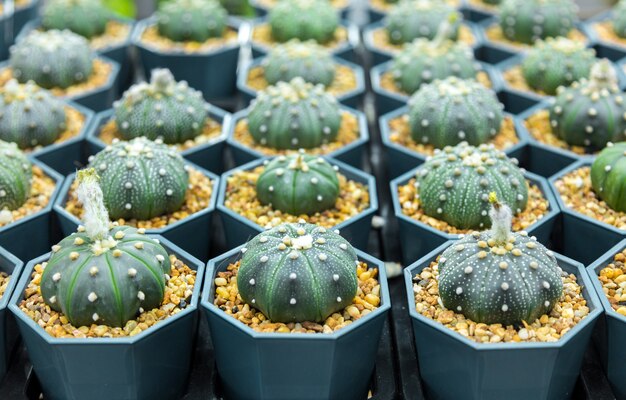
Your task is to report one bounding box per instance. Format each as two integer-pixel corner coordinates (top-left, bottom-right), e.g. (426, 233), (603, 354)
(87, 137), (189, 221)
(499, 0), (579, 45)
(218, 0), (254, 17)
(521, 37), (596, 96)
(438, 193), (563, 325)
(42, 0), (111, 39)
(416, 142), (528, 230)
(247, 77), (341, 150)
(157, 0), (228, 42)
(40, 168), (170, 327)
(0, 80), (67, 148)
(550, 59), (626, 150)
(236, 221), (359, 323)
(113, 69), (208, 144)
(612, 0), (626, 39)
(0, 140), (32, 211)
(407, 77), (504, 148)
(482, 0), (501, 4)
(591, 142), (626, 212)
(256, 154), (340, 215)
(385, 0), (461, 45)
(263, 40), (336, 87)
(269, 0), (339, 44)
(9, 30), (94, 89)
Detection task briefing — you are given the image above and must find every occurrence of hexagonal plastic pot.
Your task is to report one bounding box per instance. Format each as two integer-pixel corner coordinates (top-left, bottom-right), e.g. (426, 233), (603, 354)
(549, 160), (625, 266)
(391, 168), (559, 265)
(12, 0), (40, 37)
(201, 244), (391, 400)
(217, 156), (378, 250)
(53, 164), (219, 262)
(84, 106), (229, 175)
(404, 242), (602, 400)
(226, 105), (369, 169)
(250, 0), (351, 20)
(8, 236), (205, 400)
(583, 11), (626, 62)
(237, 57), (366, 109)
(461, 1), (498, 23)
(133, 17), (241, 101)
(0, 247), (23, 381)
(0, 14), (9, 61)
(379, 107), (527, 179)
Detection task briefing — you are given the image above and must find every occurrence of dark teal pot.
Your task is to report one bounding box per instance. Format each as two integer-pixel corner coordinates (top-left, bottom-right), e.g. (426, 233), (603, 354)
(0, 247), (22, 382)
(461, 1), (498, 23)
(583, 11), (626, 62)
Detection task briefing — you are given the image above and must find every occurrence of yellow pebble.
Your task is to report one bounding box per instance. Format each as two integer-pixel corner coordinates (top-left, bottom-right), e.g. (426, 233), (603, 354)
(214, 277), (227, 286)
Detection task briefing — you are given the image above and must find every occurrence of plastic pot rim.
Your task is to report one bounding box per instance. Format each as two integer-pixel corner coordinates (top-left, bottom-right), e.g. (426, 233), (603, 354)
(0, 247), (24, 311)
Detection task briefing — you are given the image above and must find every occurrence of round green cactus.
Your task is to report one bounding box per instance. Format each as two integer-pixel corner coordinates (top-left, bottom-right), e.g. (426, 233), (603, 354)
(113, 69), (208, 144)
(438, 193), (563, 325)
(9, 29), (94, 89)
(612, 1), (626, 39)
(157, 0), (228, 42)
(521, 38), (596, 95)
(42, 0), (111, 39)
(263, 40), (336, 87)
(407, 77), (504, 148)
(247, 77), (341, 150)
(385, 0), (461, 45)
(269, 0), (339, 44)
(550, 60), (626, 150)
(416, 142), (528, 230)
(87, 137), (189, 221)
(0, 80), (67, 149)
(0, 140), (32, 211)
(41, 169), (170, 327)
(218, 0), (254, 16)
(591, 142), (626, 212)
(499, 0), (579, 45)
(237, 222), (359, 323)
(256, 154), (340, 215)
(482, 0), (502, 4)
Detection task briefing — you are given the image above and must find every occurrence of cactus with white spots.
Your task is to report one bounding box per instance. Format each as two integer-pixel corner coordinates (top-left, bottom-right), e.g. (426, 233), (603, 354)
(40, 168), (170, 327)
(438, 193), (563, 325)
(385, 0), (461, 45)
(9, 30), (94, 90)
(256, 154), (340, 215)
(0, 140), (32, 211)
(612, 0), (626, 39)
(42, 0), (111, 39)
(113, 69), (208, 144)
(237, 221), (359, 323)
(521, 38), (596, 96)
(263, 40), (336, 87)
(499, 0), (578, 45)
(157, 0), (227, 42)
(87, 137), (189, 221)
(591, 142), (626, 212)
(407, 77), (504, 148)
(247, 77), (341, 150)
(550, 59), (626, 150)
(416, 142), (528, 230)
(269, 0), (339, 44)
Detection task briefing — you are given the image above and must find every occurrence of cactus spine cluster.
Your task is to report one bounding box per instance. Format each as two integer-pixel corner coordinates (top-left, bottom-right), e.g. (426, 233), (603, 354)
(256, 154), (340, 215)
(87, 137), (189, 221)
(237, 221), (359, 323)
(263, 40), (336, 87)
(42, 0), (111, 39)
(438, 193), (563, 325)
(157, 0), (228, 42)
(407, 77), (504, 148)
(113, 69), (208, 144)
(0, 141), (32, 211)
(9, 30), (94, 89)
(591, 142), (626, 212)
(612, 0), (626, 39)
(385, 0), (461, 45)
(269, 0), (339, 44)
(0, 80), (67, 149)
(499, 0), (579, 45)
(247, 77), (342, 150)
(416, 142), (528, 230)
(40, 169), (170, 327)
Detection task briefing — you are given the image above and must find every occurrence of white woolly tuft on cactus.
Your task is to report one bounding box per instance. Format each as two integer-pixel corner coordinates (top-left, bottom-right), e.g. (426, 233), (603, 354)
(75, 168), (110, 241)
(588, 59), (618, 91)
(488, 192), (512, 245)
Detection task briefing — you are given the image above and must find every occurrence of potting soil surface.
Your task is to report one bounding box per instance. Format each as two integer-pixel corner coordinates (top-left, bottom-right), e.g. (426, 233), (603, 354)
(0, 272), (9, 299)
(0, 166), (56, 228)
(140, 25), (239, 53)
(502, 65), (550, 96)
(252, 24), (349, 52)
(370, 25), (476, 53)
(484, 25), (587, 50)
(592, 20), (626, 46)
(598, 248), (626, 313)
(380, 69), (492, 96)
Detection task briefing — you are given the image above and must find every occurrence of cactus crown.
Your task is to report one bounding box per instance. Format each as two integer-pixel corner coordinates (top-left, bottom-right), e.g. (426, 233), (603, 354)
(113, 69), (208, 144)
(499, 0), (579, 45)
(612, 0), (626, 39)
(157, 0), (228, 42)
(263, 40), (336, 87)
(236, 221), (359, 323)
(269, 0), (339, 44)
(385, 0), (461, 45)
(591, 142), (626, 212)
(42, 0), (111, 39)
(0, 140), (32, 211)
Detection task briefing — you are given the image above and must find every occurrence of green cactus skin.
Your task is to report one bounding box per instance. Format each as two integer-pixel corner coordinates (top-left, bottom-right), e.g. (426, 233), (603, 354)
(0, 80), (67, 149)
(550, 60), (626, 150)
(113, 69), (208, 144)
(499, 0), (579, 45)
(612, 1), (626, 39)
(521, 38), (596, 96)
(385, 1), (461, 45)
(0, 140), (32, 211)
(237, 222), (359, 323)
(416, 142), (528, 230)
(482, 0), (501, 4)
(219, 0), (255, 17)
(438, 199), (563, 325)
(9, 30), (94, 90)
(157, 0), (228, 42)
(87, 137), (189, 221)
(268, 0), (339, 44)
(256, 154), (340, 215)
(263, 40), (336, 87)
(591, 142), (626, 212)
(407, 77), (504, 148)
(42, 0), (111, 39)
(247, 78), (341, 150)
